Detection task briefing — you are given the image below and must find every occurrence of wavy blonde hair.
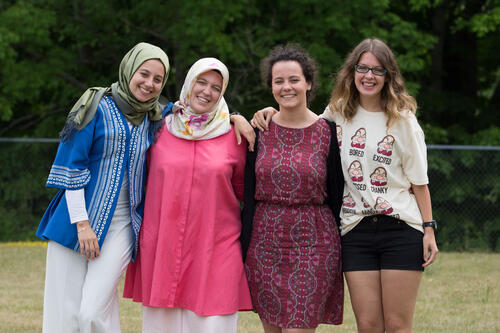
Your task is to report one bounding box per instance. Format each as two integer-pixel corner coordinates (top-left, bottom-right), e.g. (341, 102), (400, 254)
(328, 38), (417, 127)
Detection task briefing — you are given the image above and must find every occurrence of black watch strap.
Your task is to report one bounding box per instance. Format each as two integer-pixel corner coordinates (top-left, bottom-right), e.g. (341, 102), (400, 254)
(423, 220), (437, 230)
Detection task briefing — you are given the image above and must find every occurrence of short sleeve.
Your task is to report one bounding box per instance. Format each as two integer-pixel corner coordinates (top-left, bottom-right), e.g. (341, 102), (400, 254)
(46, 114), (97, 190)
(401, 115), (428, 185)
(320, 105), (345, 126)
(320, 106), (334, 121)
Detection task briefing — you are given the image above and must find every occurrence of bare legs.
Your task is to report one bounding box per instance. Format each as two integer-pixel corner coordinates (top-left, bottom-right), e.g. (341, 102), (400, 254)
(345, 271), (384, 333)
(345, 270), (422, 333)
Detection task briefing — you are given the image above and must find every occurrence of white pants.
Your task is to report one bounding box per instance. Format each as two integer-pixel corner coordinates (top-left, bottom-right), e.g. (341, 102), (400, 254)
(142, 307), (238, 333)
(42, 217), (133, 333)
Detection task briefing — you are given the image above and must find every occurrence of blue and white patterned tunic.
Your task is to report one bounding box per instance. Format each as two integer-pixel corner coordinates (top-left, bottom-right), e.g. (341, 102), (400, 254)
(36, 96), (171, 260)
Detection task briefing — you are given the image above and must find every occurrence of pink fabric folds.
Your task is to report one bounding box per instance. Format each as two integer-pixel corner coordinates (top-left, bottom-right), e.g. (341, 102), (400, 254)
(123, 126), (252, 315)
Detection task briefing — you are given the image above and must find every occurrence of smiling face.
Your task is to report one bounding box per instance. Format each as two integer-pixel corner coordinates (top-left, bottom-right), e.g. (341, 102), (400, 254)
(354, 51), (386, 103)
(271, 60), (311, 111)
(189, 70), (223, 114)
(128, 59), (165, 102)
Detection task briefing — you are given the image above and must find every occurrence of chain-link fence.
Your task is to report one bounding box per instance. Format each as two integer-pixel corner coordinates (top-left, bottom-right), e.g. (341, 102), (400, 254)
(427, 145), (500, 252)
(1, 139), (499, 252)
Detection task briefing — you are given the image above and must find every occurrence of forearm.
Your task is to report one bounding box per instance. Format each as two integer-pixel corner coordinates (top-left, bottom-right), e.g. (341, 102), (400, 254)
(411, 183), (433, 226)
(230, 114), (255, 151)
(412, 183), (439, 265)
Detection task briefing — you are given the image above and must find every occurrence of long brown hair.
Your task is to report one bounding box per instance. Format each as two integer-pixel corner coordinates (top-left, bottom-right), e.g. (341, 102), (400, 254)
(328, 38), (417, 127)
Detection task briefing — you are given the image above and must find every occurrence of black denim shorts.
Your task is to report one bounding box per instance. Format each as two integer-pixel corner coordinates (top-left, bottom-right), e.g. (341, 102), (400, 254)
(341, 215), (424, 272)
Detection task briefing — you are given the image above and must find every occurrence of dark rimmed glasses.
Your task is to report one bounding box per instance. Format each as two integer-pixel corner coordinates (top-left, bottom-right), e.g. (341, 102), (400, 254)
(354, 64), (387, 76)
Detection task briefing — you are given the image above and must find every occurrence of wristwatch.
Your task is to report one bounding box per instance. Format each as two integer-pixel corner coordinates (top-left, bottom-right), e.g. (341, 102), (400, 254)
(423, 220), (438, 230)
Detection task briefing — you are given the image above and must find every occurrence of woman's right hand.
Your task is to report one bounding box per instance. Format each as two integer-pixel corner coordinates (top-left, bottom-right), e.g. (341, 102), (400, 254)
(76, 220), (100, 260)
(250, 107), (278, 131)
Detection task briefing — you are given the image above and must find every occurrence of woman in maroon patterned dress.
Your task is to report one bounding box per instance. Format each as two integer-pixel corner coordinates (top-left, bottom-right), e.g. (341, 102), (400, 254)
(241, 44), (344, 332)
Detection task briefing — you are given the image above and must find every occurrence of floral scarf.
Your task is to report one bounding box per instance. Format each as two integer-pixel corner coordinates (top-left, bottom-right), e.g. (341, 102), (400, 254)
(166, 58), (231, 140)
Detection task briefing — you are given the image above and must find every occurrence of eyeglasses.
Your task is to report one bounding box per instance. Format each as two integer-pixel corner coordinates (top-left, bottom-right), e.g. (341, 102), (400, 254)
(354, 65), (387, 76)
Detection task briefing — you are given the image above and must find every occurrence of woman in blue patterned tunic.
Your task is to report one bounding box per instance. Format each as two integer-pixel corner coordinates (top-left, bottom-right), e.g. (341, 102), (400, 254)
(36, 42), (171, 333)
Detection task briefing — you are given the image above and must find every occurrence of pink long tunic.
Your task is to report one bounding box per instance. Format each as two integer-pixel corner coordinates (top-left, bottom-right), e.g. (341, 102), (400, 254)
(123, 126), (252, 315)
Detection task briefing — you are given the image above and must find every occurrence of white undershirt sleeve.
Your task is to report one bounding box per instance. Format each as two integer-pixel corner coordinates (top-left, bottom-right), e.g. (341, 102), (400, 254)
(65, 189), (89, 224)
(64, 120), (131, 224)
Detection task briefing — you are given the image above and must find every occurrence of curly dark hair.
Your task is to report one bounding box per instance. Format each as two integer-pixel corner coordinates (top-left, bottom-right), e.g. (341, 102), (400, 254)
(260, 44), (318, 104)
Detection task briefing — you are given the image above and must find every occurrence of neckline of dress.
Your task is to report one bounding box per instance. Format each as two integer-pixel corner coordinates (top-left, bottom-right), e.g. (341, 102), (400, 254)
(271, 117), (322, 130)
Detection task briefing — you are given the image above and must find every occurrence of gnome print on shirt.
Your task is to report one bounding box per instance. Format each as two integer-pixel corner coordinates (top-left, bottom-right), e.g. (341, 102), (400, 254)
(351, 128), (366, 149)
(336, 125), (342, 147)
(348, 160), (364, 182)
(370, 167), (388, 186)
(374, 197), (393, 215)
(377, 135), (394, 156)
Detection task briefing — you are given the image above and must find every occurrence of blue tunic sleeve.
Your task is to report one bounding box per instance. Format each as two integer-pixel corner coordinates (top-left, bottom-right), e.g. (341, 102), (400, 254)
(46, 115), (97, 190)
(162, 102), (174, 117)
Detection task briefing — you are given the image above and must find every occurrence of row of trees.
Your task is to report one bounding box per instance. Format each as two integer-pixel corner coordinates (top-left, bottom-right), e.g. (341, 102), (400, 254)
(1, 0), (499, 143)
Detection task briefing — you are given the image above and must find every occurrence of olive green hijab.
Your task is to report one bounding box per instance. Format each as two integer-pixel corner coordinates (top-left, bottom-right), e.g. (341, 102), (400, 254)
(62, 42), (169, 137)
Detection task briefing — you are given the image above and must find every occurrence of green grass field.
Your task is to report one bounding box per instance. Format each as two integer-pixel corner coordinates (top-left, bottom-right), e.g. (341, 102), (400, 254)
(0, 243), (499, 332)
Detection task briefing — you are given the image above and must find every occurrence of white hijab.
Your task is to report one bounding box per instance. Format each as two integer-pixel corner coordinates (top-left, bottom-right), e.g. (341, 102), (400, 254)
(166, 58), (231, 140)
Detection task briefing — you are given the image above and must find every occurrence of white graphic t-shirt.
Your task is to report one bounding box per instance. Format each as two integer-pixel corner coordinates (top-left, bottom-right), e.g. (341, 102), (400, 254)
(321, 105), (428, 235)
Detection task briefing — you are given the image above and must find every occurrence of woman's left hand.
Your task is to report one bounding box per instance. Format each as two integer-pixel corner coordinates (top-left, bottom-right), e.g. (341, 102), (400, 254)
(422, 228), (439, 267)
(231, 114), (255, 151)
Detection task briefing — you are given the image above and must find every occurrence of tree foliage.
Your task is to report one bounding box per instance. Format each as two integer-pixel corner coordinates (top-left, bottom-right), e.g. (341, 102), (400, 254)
(5, 0), (497, 143)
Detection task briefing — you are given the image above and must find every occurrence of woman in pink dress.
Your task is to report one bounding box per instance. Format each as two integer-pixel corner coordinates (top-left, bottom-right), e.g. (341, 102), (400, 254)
(241, 44), (344, 333)
(123, 58), (252, 333)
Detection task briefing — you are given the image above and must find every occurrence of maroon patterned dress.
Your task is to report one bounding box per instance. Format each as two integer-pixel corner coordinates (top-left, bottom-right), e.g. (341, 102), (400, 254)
(245, 119), (343, 328)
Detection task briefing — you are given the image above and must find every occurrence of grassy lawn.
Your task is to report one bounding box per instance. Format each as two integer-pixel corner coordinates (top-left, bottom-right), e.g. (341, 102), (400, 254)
(0, 242), (499, 332)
